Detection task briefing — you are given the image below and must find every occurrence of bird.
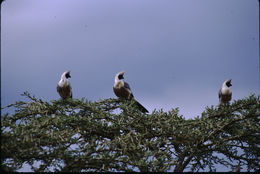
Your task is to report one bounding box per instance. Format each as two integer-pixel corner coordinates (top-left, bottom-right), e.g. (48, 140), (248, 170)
(218, 78), (232, 105)
(57, 70), (72, 99)
(113, 71), (148, 113)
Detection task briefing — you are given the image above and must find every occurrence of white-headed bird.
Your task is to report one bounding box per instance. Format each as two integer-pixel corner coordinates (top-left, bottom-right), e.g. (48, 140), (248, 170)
(57, 70), (72, 99)
(219, 78), (232, 105)
(113, 71), (148, 113)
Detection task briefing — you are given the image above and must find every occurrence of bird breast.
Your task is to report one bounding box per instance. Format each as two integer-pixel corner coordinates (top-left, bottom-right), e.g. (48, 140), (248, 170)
(58, 79), (69, 87)
(221, 87), (231, 95)
(114, 80), (124, 89)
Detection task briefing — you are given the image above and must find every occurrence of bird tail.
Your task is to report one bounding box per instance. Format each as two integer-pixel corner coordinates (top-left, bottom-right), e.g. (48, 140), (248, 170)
(133, 99), (149, 113)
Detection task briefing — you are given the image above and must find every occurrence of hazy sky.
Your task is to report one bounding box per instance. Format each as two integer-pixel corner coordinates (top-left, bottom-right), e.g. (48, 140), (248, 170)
(2, 0), (259, 116)
(1, 0), (259, 172)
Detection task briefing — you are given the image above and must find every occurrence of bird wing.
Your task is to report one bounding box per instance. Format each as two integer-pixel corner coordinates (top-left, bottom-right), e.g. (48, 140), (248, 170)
(124, 82), (134, 99)
(124, 81), (131, 90)
(57, 85), (63, 97)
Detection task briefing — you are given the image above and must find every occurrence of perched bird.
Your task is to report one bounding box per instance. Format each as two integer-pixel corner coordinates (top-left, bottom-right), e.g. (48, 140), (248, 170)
(218, 78), (232, 105)
(113, 71), (148, 113)
(57, 70), (72, 99)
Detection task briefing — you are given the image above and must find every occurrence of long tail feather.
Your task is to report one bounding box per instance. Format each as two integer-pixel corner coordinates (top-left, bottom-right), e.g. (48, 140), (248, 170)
(134, 99), (148, 113)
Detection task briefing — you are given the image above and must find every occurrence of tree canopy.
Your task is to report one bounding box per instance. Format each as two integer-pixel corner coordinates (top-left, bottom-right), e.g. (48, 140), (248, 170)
(1, 92), (260, 172)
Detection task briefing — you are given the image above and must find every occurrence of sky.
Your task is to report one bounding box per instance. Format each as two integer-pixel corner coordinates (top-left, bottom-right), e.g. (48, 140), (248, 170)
(1, 0), (259, 171)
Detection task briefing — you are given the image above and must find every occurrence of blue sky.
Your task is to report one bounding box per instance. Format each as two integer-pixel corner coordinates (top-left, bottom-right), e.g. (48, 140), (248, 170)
(1, 0), (259, 171)
(2, 0), (259, 117)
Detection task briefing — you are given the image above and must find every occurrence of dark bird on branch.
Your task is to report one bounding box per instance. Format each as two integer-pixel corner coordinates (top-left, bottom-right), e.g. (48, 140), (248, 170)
(113, 71), (148, 113)
(218, 78), (232, 105)
(57, 70), (72, 99)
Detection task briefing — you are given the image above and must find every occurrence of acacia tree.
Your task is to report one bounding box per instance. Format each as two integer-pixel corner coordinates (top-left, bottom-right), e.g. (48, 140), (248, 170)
(1, 92), (260, 172)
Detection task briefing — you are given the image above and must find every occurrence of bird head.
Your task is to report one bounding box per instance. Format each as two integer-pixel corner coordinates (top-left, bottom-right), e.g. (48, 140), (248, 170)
(226, 78), (232, 87)
(116, 71), (125, 80)
(63, 70), (71, 79)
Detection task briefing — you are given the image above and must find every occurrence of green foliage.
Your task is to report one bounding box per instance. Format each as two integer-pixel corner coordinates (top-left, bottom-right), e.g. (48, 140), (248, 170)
(1, 92), (260, 172)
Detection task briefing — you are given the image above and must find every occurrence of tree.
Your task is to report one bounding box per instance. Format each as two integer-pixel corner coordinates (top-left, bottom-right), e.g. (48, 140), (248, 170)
(1, 92), (260, 172)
